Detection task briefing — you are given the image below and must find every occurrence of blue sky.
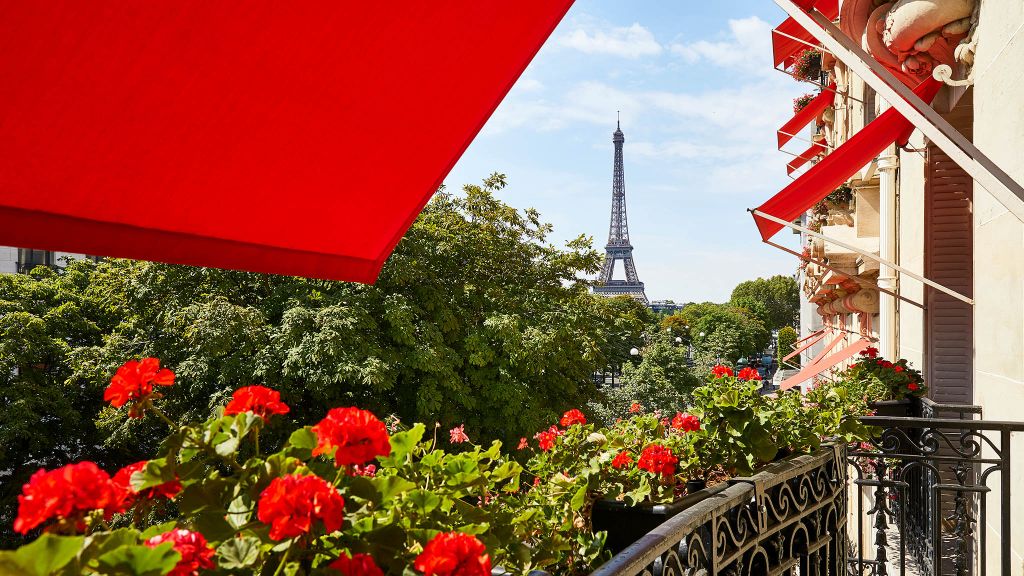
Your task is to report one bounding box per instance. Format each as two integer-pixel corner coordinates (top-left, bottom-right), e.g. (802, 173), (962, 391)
(444, 0), (808, 303)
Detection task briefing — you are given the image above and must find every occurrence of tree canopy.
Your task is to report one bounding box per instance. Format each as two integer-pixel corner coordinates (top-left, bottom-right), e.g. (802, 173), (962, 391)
(729, 275), (799, 331)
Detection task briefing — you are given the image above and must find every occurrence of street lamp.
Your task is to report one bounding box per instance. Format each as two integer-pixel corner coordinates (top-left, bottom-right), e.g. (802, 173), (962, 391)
(629, 347), (640, 357)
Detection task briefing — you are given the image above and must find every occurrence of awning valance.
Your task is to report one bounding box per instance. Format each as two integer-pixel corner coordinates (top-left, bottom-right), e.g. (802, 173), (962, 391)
(782, 329), (827, 363)
(779, 337), (871, 391)
(771, 0), (838, 68)
(754, 78), (941, 241)
(0, 1), (573, 283)
(779, 84), (836, 149)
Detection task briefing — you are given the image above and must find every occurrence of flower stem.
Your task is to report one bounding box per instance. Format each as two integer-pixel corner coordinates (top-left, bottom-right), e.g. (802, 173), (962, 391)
(273, 545), (292, 576)
(147, 402), (178, 430)
(254, 427), (261, 458)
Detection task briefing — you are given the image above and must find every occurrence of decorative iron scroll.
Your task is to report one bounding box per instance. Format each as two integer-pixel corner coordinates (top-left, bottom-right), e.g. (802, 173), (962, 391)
(586, 445), (848, 576)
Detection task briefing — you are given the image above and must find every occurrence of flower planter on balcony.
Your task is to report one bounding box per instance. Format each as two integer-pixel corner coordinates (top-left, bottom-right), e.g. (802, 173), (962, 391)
(591, 484), (724, 554)
(868, 396), (922, 418)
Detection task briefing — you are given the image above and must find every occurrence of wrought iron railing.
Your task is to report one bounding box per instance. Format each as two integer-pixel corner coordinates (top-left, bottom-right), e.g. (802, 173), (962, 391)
(587, 445), (848, 576)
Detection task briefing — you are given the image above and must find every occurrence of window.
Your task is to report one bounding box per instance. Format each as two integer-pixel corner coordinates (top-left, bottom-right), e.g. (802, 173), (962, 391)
(17, 248), (53, 273)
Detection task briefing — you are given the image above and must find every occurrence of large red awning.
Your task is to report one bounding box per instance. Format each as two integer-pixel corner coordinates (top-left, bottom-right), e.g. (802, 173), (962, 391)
(786, 140), (828, 175)
(779, 337), (870, 391)
(0, 2), (573, 283)
(754, 78), (941, 240)
(778, 84), (836, 149)
(771, 0), (838, 68)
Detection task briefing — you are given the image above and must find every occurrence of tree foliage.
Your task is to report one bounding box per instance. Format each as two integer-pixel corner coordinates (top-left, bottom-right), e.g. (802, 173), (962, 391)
(777, 326), (800, 368)
(729, 275), (799, 331)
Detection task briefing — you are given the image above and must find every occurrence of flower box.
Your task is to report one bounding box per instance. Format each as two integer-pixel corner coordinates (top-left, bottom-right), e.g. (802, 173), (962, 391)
(591, 485), (721, 554)
(867, 397), (918, 418)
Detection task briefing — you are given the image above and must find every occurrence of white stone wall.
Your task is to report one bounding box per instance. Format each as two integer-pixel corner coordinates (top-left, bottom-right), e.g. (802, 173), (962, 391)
(895, 135), (926, 370)
(0, 246), (17, 274)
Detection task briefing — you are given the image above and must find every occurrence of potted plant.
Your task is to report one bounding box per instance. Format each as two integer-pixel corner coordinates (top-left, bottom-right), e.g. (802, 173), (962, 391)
(793, 93), (815, 113)
(842, 346), (927, 417)
(793, 48), (823, 81)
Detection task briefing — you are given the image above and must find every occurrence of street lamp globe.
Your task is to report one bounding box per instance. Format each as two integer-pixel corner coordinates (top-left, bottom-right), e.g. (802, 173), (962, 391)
(629, 347), (640, 357)
(675, 336), (683, 344)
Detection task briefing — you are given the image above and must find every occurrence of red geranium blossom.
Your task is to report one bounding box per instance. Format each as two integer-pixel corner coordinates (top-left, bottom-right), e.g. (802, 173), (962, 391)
(346, 464), (377, 478)
(257, 474), (345, 541)
(628, 402), (642, 414)
(861, 346), (879, 358)
(312, 407), (392, 466)
(671, 412), (701, 432)
(737, 367), (762, 381)
(637, 444), (678, 478)
(112, 461), (182, 508)
(329, 552), (385, 576)
(449, 424), (470, 444)
(908, 383), (919, 391)
(534, 426), (560, 451)
(711, 365), (734, 378)
(414, 532), (492, 576)
(104, 358), (175, 414)
(14, 462), (121, 534)
(145, 529), (215, 576)
(611, 451), (633, 469)
(224, 385), (290, 420)
(517, 437), (528, 450)
(559, 409), (586, 427)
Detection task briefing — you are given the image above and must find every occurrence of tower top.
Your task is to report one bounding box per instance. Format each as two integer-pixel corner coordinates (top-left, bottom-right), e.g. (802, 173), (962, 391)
(613, 113), (624, 143)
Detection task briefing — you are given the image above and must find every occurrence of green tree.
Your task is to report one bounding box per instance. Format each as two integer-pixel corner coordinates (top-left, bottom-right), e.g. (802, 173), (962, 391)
(777, 325), (800, 368)
(595, 296), (657, 371)
(729, 275), (799, 331)
(689, 305), (770, 366)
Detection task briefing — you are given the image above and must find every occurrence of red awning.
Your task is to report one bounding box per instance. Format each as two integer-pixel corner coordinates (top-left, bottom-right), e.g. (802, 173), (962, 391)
(771, 0), (838, 68)
(754, 78), (941, 240)
(0, 1), (573, 283)
(779, 84), (836, 148)
(786, 140), (828, 175)
(779, 337), (871, 391)
(782, 330), (826, 362)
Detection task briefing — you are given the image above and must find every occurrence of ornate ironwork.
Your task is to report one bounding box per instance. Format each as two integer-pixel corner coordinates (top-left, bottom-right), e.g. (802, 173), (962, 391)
(593, 118), (648, 304)
(586, 445), (847, 576)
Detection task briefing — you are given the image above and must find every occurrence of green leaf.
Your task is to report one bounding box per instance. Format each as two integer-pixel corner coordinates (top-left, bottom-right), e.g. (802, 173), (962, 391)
(407, 489), (441, 514)
(139, 522), (179, 540)
(388, 424), (426, 462)
(0, 534), (83, 576)
(214, 436), (239, 457)
(216, 535), (261, 569)
(570, 484), (588, 511)
(288, 427), (317, 450)
(226, 494), (253, 529)
(374, 475), (417, 501)
(192, 510), (238, 543)
(96, 542), (180, 576)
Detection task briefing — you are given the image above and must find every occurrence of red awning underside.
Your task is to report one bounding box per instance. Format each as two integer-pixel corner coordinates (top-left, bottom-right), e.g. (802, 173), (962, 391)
(771, 0), (838, 68)
(754, 79), (941, 240)
(779, 84), (836, 149)
(782, 330), (826, 362)
(779, 337), (870, 391)
(787, 140), (828, 175)
(0, 1), (574, 283)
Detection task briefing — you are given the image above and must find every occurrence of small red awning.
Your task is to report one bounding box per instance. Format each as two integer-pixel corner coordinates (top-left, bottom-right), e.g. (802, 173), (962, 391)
(754, 78), (941, 240)
(782, 329), (826, 362)
(771, 0), (838, 68)
(779, 84), (836, 148)
(0, 1), (574, 283)
(786, 140), (828, 175)
(779, 337), (871, 391)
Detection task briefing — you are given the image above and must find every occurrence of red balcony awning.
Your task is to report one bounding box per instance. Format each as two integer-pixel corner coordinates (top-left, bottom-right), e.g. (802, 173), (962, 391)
(786, 140), (828, 175)
(779, 84), (836, 148)
(771, 0), (838, 68)
(0, 1), (573, 283)
(754, 78), (941, 241)
(779, 337), (870, 391)
(782, 329), (826, 362)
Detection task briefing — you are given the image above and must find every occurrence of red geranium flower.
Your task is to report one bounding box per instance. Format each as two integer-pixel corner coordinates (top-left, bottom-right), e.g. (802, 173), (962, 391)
(346, 464), (377, 478)
(104, 358), (175, 415)
(611, 451), (633, 469)
(534, 426), (560, 451)
(312, 407), (392, 466)
(517, 437), (528, 450)
(737, 367), (761, 381)
(414, 532), (491, 576)
(628, 402), (642, 414)
(112, 461), (182, 509)
(559, 409), (586, 427)
(860, 346), (879, 358)
(224, 385), (290, 420)
(711, 365), (734, 378)
(14, 462), (121, 534)
(671, 412), (701, 432)
(258, 474), (345, 541)
(329, 552), (385, 576)
(449, 424), (470, 444)
(908, 383), (919, 391)
(893, 366), (904, 373)
(145, 529), (215, 576)
(637, 444), (678, 478)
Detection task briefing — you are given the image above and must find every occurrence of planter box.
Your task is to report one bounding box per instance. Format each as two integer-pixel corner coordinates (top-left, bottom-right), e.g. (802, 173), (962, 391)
(868, 397), (922, 418)
(591, 486), (722, 554)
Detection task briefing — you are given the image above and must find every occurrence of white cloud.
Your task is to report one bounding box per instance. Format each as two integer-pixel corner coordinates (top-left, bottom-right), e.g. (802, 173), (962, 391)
(669, 16), (773, 75)
(559, 23), (663, 58)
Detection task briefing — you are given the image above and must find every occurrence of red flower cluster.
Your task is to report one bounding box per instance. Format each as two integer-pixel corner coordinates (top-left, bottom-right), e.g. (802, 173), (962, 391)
(534, 426), (561, 451)
(346, 464), (377, 477)
(329, 552), (385, 576)
(224, 385), (290, 420)
(559, 409), (586, 427)
(860, 346), (879, 358)
(611, 451), (633, 469)
(671, 412), (700, 432)
(449, 424), (470, 444)
(145, 529), (215, 576)
(737, 367), (762, 381)
(104, 358), (175, 414)
(14, 462), (122, 534)
(908, 383), (919, 391)
(112, 461), (182, 507)
(312, 407), (392, 466)
(414, 532), (492, 576)
(517, 437), (528, 450)
(711, 365), (734, 378)
(628, 402), (642, 414)
(637, 444), (678, 478)
(257, 474), (345, 540)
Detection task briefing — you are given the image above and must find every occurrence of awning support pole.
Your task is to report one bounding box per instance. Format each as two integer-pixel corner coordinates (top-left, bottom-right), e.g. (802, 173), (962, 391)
(754, 209), (974, 305)
(774, 0), (1024, 224)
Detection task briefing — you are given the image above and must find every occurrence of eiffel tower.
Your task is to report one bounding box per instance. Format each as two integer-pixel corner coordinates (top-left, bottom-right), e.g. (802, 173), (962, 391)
(593, 117), (648, 304)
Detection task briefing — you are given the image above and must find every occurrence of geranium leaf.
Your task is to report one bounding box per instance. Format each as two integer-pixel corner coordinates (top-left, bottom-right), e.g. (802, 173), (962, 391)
(0, 534), (83, 576)
(373, 475), (417, 501)
(216, 535), (261, 569)
(387, 424), (426, 462)
(287, 427), (317, 450)
(407, 489), (441, 514)
(96, 542), (180, 576)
